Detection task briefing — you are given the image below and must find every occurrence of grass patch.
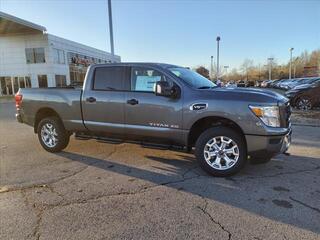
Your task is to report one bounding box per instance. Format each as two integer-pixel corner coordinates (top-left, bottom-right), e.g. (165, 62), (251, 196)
(0, 95), (14, 101)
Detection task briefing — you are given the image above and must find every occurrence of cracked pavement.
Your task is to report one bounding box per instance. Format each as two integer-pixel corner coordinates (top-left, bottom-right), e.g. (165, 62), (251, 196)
(0, 101), (320, 240)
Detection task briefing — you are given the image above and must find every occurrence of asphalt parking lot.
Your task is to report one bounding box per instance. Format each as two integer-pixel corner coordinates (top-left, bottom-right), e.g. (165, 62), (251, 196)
(0, 101), (319, 240)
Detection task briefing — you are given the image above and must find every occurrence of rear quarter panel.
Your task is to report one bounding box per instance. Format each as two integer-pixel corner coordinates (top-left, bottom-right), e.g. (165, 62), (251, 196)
(19, 88), (85, 131)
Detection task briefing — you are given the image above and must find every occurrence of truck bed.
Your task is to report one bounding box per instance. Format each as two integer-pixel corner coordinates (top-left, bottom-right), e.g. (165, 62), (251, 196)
(17, 87), (85, 132)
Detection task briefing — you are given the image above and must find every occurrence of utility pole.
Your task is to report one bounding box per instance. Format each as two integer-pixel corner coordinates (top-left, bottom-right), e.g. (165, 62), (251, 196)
(216, 36), (220, 81)
(289, 47), (294, 79)
(210, 56), (214, 80)
(268, 58), (274, 80)
(108, 0), (115, 56)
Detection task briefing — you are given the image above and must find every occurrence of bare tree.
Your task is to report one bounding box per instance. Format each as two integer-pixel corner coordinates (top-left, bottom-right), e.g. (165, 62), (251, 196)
(240, 59), (253, 82)
(195, 66), (210, 79)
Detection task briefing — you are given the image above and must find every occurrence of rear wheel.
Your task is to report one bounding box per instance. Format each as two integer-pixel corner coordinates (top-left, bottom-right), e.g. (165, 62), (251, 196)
(195, 127), (247, 177)
(296, 96), (312, 111)
(37, 117), (70, 152)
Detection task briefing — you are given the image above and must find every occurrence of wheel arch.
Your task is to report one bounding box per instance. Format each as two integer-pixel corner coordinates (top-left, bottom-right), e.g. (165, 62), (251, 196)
(34, 107), (63, 133)
(187, 116), (247, 149)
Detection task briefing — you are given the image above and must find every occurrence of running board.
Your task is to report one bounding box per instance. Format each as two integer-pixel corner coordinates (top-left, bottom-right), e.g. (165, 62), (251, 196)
(75, 133), (185, 150)
(142, 142), (185, 151)
(141, 142), (170, 150)
(97, 138), (123, 144)
(75, 133), (123, 145)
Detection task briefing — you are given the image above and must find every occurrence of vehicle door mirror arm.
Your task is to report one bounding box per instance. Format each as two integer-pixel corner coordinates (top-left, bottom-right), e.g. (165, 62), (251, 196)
(155, 81), (180, 99)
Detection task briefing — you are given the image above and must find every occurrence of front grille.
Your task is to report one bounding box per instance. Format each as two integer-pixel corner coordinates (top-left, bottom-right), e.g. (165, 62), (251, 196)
(279, 101), (291, 128)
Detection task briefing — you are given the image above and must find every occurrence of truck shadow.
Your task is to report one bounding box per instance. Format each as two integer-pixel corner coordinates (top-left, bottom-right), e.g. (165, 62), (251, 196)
(56, 151), (320, 235)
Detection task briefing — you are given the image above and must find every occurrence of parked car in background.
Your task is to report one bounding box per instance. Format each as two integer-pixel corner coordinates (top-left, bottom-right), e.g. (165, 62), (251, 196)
(261, 80), (273, 88)
(237, 80), (246, 87)
(255, 80), (263, 87)
(285, 77), (320, 90)
(278, 79), (293, 90)
(225, 81), (237, 88)
(247, 81), (255, 87)
(285, 81), (320, 110)
(269, 79), (282, 88)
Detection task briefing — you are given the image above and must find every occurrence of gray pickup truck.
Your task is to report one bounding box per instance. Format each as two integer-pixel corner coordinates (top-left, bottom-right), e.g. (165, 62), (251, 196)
(16, 63), (291, 176)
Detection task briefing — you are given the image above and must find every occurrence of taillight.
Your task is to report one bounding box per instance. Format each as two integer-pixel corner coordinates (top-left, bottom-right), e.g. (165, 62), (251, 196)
(15, 93), (23, 109)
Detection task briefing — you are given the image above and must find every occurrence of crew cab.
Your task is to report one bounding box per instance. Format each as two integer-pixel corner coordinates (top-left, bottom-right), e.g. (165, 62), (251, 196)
(16, 63), (292, 176)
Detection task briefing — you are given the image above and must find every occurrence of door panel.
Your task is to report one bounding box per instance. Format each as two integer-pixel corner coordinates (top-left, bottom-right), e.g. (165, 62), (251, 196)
(125, 66), (183, 144)
(125, 92), (183, 143)
(82, 91), (125, 137)
(81, 66), (128, 138)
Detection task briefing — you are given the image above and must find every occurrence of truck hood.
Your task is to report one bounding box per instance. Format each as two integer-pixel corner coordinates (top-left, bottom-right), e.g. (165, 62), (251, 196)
(199, 87), (288, 104)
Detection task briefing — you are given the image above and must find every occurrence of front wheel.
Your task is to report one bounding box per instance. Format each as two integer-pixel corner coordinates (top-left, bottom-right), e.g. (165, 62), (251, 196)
(195, 127), (247, 177)
(296, 96), (312, 111)
(37, 117), (70, 152)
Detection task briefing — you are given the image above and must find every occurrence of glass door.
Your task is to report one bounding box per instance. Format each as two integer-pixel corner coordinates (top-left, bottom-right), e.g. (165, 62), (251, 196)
(13, 77), (19, 94)
(0, 77), (13, 95)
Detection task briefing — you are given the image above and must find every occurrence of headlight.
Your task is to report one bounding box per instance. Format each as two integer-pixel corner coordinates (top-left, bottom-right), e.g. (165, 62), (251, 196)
(249, 105), (280, 127)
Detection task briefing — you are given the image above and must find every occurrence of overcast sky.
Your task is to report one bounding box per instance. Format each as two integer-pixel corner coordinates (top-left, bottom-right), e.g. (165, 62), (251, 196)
(1, 0), (319, 69)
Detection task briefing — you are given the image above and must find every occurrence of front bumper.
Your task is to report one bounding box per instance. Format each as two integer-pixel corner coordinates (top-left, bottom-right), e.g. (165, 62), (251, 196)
(246, 128), (292, 159)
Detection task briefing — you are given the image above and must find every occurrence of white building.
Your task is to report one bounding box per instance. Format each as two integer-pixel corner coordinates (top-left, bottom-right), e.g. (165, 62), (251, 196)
(0, 11), (121, 95)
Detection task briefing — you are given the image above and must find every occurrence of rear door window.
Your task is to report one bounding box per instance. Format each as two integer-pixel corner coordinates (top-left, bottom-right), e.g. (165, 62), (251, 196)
(94, 66), (128, 91)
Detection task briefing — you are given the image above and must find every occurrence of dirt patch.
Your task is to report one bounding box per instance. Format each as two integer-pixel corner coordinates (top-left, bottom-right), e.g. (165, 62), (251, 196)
(291, 109), (320, 127)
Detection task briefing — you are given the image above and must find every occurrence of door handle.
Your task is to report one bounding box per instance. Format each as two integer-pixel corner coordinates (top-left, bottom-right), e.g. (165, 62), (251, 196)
(127, 99), (139, 105)
(86, 97), (96, 103)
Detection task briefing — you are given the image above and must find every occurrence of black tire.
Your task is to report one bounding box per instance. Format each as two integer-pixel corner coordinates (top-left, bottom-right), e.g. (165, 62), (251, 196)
(37, 117), (70, 152)
(250, 157), (272, 164)
(195, 127), (247, 177)
(296, 96), (313, 111)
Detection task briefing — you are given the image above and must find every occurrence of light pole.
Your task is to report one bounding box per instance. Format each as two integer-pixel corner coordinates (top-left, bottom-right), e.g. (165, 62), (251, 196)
(108, 0), (115, 56)
(210, 56), (214, 80)
(268, 58), (274, 80)
(289, 47), (294, 79)
(216, 36), (220, 81)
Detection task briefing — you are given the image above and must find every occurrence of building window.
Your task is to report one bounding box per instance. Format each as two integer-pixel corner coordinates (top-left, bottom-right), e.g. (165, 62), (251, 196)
(0, 77), (13, 95)
(25, 48), (46, 64)
(53, 49), (65, 64)
(19, 77), (25, 88)
(13, 77), (19, 93)
(55, 75), (67, 87)
(38, 75), (48, 88)
(25, 76), (32, 88)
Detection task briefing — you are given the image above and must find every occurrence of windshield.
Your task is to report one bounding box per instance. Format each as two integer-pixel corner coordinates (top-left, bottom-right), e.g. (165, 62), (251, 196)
(169, 67), (216, 89)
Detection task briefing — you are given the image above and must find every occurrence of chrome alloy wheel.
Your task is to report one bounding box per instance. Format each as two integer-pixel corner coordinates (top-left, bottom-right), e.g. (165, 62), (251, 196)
(203, 136), (240, 170)
(41, 123), (58, 148)
(297, 98), (312, 111)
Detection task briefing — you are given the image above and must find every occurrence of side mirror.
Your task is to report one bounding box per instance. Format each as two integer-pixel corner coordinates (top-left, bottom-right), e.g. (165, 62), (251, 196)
(155, 81), (172, 97)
